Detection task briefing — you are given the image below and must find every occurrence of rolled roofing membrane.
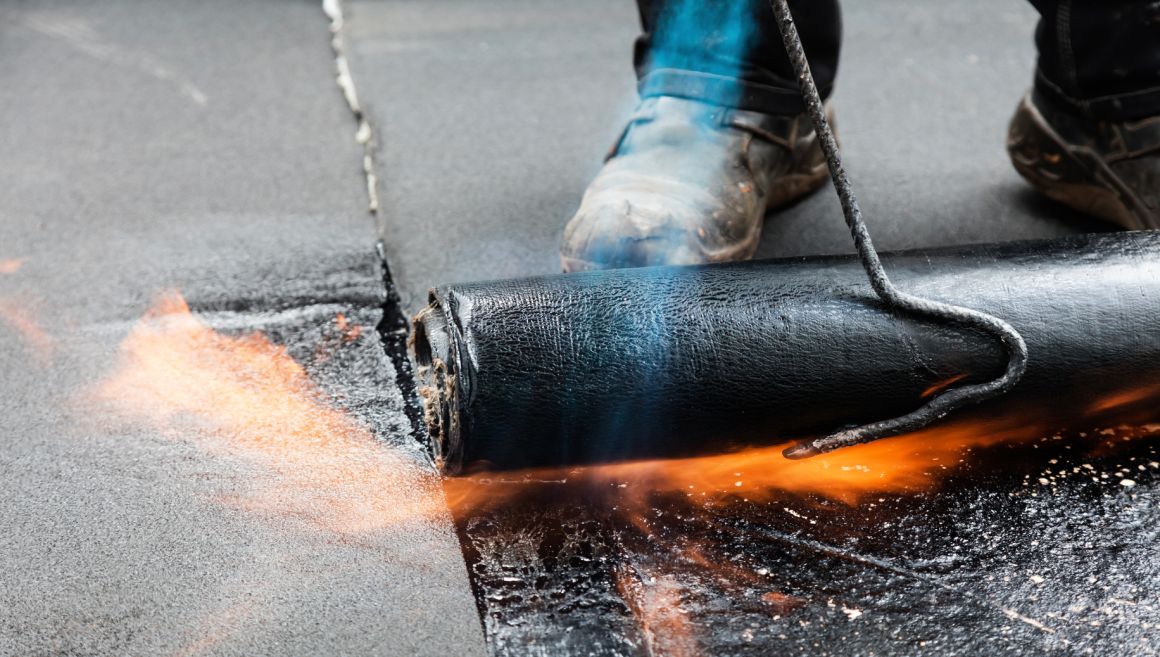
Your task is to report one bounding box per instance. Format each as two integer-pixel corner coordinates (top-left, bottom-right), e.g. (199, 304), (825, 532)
(413, 231), (1160, 474)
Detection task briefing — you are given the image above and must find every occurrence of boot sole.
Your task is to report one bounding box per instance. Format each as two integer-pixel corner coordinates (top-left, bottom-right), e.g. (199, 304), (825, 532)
(1007, 95), (1150, 231)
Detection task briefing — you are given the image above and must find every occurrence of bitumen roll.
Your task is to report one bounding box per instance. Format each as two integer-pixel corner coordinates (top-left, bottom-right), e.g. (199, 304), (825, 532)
(412, 231), (1160, 474)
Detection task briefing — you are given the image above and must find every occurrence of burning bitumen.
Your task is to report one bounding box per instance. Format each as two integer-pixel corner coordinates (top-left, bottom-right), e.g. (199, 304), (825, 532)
(84, 286), (1159, 657)
(416, 231), (1160, 655)
(448, 427), (1159, 656)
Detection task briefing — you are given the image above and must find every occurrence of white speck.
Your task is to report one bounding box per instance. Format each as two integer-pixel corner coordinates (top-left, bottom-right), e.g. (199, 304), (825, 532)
(1120, 479), (1136, 488)
(966, 53), (980, 65)
(842, 606), (864, 621)
(1038, 478), (1050, 485)
(756, 567), (769, 576)
(734, 481), (743, 487)
(1029, 574), (1045, 584)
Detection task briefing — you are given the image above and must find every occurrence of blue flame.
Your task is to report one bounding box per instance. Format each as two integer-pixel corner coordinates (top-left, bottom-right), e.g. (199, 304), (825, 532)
(648, 0), (760, 107)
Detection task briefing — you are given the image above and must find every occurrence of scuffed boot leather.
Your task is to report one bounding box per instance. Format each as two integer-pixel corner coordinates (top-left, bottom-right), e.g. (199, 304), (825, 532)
(1008, 90), (1160, 230)
(560, 96), (831, 272)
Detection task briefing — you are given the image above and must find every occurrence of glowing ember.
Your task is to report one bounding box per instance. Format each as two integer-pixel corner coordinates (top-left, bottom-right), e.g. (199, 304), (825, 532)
(94, 291), (442, 534)
(761, 591), (806, 614)
(1088, 384), (1160, 414)
(921, 373), (969, 399)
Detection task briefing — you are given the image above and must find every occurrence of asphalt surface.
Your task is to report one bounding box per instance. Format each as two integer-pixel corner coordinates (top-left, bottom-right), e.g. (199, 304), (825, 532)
(0, 1), (484, 655)
(346, 0), (1109, 309)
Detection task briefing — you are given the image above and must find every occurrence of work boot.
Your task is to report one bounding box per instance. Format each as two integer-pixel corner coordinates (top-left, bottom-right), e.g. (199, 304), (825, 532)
(1007, 90), (1160, 230)
(560, 96), (831, 272)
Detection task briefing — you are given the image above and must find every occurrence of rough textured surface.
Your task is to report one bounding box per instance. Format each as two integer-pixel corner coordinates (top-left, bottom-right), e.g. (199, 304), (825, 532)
(345, 0), (1109, 309)
(457, 433), (1159, 656)
(344, 0), (642, 308)
(341, 1), (1154, 655)
(0, 1), (484, 655)
(414, 232), (1160, 471)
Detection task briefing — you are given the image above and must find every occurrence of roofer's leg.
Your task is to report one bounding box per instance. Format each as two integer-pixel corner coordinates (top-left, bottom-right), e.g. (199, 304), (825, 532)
(1008, 0), (1160, 229)
(560, 0), (841, 272)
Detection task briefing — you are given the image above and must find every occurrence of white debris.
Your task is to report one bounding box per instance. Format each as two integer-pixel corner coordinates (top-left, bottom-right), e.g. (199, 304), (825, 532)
(1003, 608), (1056, 634)
(1029, 574), (1045, 584)
(1120, 479), (1137, 488)
(842, 606), (863, 621)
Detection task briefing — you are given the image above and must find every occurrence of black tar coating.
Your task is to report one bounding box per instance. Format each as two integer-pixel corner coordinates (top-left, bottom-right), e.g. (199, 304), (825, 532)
(459, 433), (1159, 656)
(415, 231), (1160, 473)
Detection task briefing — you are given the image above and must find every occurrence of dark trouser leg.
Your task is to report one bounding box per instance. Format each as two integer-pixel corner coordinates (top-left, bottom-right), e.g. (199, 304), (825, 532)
(634, 0), (842, 115)
(1029, 0), (1160, 120)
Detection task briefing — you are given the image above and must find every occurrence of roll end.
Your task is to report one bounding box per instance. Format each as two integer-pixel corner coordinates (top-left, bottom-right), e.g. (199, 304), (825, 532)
(411, 298), (464, 474)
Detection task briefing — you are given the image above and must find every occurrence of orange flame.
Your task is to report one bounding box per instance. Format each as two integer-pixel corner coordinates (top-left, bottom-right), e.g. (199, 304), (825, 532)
(94, 291), (442, 534)
(446, 377), (1160, 518)
(445, 416), (1042, 514)
(1088, 383), (1160, 414)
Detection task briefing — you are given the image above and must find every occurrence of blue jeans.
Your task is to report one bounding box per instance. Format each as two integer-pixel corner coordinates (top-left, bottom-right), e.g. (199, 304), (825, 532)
(634, 0), (1160, 120)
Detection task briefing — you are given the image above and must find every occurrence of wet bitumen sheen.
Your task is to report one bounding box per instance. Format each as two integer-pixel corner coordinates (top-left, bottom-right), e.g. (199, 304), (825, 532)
(456, 435), (1158, 656)
(340, 0), (1153, 655)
